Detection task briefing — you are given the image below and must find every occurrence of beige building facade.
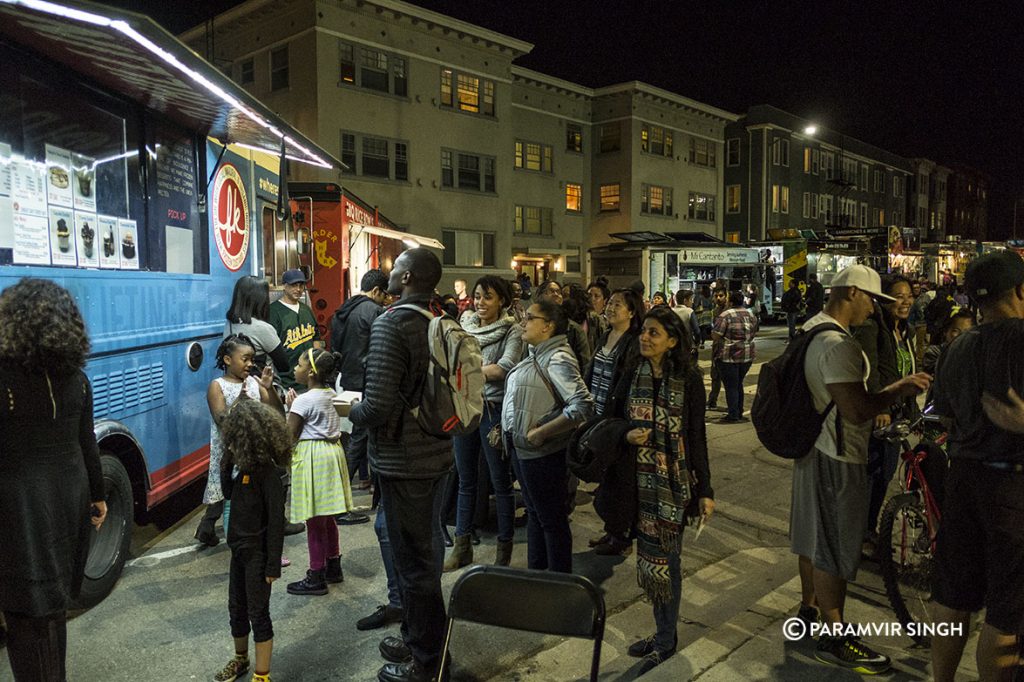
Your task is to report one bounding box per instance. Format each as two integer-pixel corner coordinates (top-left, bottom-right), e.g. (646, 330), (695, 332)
(182, 0), (734, 291)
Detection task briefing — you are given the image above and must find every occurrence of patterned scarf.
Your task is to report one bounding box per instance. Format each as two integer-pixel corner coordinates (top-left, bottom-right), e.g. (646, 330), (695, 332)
(629, 359), (690, 604)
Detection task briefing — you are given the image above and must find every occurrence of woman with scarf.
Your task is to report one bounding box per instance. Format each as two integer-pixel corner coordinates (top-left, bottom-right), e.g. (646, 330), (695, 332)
(444, 276), (524, 570)
(624, 306), (714, 675)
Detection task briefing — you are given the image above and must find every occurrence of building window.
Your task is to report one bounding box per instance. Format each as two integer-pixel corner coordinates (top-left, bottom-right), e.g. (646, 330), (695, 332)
(893, 176), (904, 197)
(599, 122), (620, 153)
(812, 149), (819, 175)
(781, 139), (789, 167)
(441, 149), (496, 193)
(641, 124), (673, 158)
(360, 47), (389, 92)
(773, 137), (789, 166)
(803, 192), (812, 218)
(874, 170), (882, 193)
(804, 148), (812, 173)
(823, 152), (835, 180)
(820, 194), (833, 222)
(689, 138), (715, 167)
(339, 43), (355, 84)
(393, 56), (408, 97)
(860, 202), (868, 227)
(441, 229), (495, 267)
(772, 184), (780, 213)
(688, 192), (716, 221)
(804, 148), (821, 175)
(514, 140), (553, 173)
(340, 131), (408, 181)
(565, 183), (582, 212)
(726, 231), (741, 244)
(640, 184), (673, 216)
(726, 185), (741, 214)
(726, 138), (740, 166)
(877, 208), (885, 226)
(860, 165), (869, 191)
(566, 123), (583, 153)
(439, 68), (495, 116)
(270, 46), (289, 91)
(599, 183), (620, 212)
(239, 58), (254, 85)
(514, 206), (553, 235)
(566, 246), (581, 273)
(781, 186), (789, 214)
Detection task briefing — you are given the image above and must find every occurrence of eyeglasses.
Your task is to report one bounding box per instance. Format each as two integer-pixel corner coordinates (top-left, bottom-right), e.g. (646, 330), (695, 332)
(525, 313), (550, 323)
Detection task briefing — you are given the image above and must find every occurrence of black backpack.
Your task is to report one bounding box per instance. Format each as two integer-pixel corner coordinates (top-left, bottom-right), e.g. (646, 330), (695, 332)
(751, 323), (845, 459)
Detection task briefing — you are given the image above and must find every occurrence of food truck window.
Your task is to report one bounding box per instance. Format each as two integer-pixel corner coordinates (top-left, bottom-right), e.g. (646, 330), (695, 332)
(146, 120), (207, 274)
(263, 206), (300, 286)
(0, 43), (144, 268)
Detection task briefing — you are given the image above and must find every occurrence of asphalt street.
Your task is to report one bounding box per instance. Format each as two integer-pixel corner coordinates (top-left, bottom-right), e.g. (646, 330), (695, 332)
(1, 324), (982, 681)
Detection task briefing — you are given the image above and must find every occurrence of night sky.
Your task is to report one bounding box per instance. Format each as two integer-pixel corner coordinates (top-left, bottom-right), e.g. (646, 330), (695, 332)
(128, 0), (1023, 234)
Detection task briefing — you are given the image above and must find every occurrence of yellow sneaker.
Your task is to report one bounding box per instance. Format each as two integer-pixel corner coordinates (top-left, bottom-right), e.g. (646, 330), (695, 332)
(251, 674), (271, 682)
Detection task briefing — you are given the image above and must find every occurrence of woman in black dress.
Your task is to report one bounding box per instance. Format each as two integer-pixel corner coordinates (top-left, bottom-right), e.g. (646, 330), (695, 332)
(0, 278), (106, 681)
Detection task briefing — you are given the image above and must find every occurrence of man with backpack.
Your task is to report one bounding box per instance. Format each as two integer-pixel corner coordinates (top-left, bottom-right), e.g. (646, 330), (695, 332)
(775, 265), (929, 674)
(350, 248), (455, 682)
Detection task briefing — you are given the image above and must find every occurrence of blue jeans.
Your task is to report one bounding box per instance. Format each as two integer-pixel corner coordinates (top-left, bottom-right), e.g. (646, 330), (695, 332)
(786, 312), (799, 339)
(866, 436), (900, 536)
(374, 504), (402, 608)
(453, 404), (514, 542)
(721, 361), (752, 420)
(652, 551), (682, 652)
(509, 445), (572, 573)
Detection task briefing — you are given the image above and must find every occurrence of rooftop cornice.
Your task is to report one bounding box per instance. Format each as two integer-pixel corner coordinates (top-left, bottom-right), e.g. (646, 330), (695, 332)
(511, 66), (594, 97)
(593, 81), (739, 122)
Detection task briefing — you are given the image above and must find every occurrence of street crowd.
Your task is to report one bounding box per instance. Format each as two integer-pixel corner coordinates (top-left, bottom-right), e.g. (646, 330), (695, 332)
(1, 247), (1022, 682)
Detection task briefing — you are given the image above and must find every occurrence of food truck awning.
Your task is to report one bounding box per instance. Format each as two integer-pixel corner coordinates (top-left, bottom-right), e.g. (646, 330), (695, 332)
(610, 231), (726, 244)
(0, 0), (344, 170)
(350, 224), (445, 250)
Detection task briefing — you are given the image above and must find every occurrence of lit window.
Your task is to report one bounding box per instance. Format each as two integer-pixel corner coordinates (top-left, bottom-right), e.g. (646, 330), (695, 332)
(565, 183), (582, 212)
(566, 124), (582, 153)
(781, 186), (789, 214)
(688, 192), (716, 221)
(456, 73), (479, 113)
(600, 183), (620, 211)
(440, 69), (453, 107)
(640, 184), (672, 216)
(514, 206), (553, 235)
(689, 138), (715, 167)
(726, 185), (741, 213)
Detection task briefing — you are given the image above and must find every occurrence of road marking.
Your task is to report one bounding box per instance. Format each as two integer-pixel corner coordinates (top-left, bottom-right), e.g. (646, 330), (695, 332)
(126, 544), (198, 568)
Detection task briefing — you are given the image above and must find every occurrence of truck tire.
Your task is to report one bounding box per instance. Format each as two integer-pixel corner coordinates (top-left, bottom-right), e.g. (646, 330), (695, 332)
(73, 453), (133, 610)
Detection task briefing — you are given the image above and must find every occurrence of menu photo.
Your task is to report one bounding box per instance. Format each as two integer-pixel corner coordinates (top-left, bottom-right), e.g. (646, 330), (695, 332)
(71, 152), (97, 213)
(118, 218), (139, 270)
(75, 211), (99, 268)
(48, 205), (77, 266)
(97, 215), (120, 269)
(45, 144), (73, 208)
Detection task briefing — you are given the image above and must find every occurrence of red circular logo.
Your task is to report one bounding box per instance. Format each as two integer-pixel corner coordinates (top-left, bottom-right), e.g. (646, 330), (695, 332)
(213, 163), (250, 271)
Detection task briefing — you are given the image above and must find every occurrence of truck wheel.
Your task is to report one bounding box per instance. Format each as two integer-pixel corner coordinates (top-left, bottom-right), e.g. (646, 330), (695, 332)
(73, 453), (133, 609)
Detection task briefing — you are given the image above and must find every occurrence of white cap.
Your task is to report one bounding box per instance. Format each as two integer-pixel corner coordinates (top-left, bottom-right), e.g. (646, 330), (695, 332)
(830, 264), (895, 302)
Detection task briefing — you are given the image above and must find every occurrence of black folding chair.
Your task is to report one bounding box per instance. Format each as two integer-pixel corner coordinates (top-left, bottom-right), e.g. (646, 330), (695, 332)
(438, 565), (606, 681)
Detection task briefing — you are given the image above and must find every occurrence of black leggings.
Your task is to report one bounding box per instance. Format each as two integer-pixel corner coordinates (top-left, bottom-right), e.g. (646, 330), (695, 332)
(3, 610), (67, 682)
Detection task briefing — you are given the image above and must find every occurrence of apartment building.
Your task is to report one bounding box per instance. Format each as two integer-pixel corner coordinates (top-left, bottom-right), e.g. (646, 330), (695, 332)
(909, 158), (951, 242)
(182, 0), (734, 291)
(946, 164), (989, 241)
(723, 105), (914, 244)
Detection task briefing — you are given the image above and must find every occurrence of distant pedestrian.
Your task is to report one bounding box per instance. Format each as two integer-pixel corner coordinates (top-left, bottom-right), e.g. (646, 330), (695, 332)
(588, 277), (610, 318)
(780, 279), (804, 341)
(624, 307), (714, 675)
(705, 288), (729, 410)
(196, 335), (284, 547)
(711, 291), (758, 422)
(0, 279), (105, 682)
(651, 291), (667, 307)
(350, 248), (453, 682)
(509, 279), (527, 325)
(283, 350), (355, 597)
(673, 290), (701, 349)
(536, 279), (592, 370)
(805, 274), (825, 318)
(269, 269), (322, 389)
(453, 278), (473, 317)
(215, 399), (292, 682)
(792, 264), (929, 675)
(695, 285), (714, 349)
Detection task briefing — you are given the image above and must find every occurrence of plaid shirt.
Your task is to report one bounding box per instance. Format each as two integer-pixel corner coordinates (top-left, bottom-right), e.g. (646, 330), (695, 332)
(712, 308), (758, 363)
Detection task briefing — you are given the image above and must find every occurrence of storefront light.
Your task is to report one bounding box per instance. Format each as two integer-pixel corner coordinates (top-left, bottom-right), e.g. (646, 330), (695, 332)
(510, 259), (518, 269)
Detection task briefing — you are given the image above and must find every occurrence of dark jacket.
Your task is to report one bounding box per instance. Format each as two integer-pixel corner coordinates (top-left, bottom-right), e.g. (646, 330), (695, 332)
(566, 319), (593, 373)
(330, 294), (383, 391)
(584, 329), (641, 419)
(0, 367), (103, 616)
(221, 463), (285, 579)
(805, 281), (825, 316)
(349, 294), (453, 479)
(781, 287), (803, 313)
(853, 316), (918, 418)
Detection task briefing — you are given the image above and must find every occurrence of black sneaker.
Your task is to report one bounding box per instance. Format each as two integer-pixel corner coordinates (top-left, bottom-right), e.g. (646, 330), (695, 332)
(378, 635), (412, 663)
(815, 634), (891, 675)
(636, 649), (674, 675)
(336, 511), (370, 525)
(797, 604), (819, 638)
(357, 604), (403, 631)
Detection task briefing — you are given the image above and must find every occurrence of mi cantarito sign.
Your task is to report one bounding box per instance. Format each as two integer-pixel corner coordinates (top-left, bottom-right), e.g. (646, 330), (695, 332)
(676, 247), (761, 264)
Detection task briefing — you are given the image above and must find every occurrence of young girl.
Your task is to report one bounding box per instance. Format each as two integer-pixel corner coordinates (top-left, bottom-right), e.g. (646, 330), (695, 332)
(196, 334), (282, 546)
(214, 399), (292, 682)
(285, 348), (354, 595)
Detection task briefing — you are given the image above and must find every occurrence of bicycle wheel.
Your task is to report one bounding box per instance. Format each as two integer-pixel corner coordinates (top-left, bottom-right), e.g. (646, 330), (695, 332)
(879, 491), (936, 646)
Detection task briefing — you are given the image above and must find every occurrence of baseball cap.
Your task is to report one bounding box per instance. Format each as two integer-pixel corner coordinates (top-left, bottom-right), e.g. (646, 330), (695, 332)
(830, 264), (895, 302)
(282, 269), (307, 285)
(965, 250), (1024, 301)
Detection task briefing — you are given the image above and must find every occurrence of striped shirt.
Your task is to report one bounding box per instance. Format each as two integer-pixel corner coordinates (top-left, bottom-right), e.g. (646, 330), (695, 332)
(589, 346), (616, 416)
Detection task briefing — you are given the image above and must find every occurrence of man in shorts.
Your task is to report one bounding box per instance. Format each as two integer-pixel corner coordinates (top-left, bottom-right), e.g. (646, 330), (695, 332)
(930, 250), (1024, 681)
(792, 264), (930, 674)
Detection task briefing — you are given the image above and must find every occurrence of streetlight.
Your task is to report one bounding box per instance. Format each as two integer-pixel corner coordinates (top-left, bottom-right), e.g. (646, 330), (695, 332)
(804, 124), (817, 136)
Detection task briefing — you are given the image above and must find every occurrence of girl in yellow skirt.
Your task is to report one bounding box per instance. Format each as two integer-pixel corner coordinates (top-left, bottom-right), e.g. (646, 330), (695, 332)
(284, 349), (354, 595)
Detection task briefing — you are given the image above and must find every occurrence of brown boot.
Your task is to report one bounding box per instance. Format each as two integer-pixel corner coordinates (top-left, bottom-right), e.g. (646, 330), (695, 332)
(494, 540), (513, 566)
(443, 533), (473, 572)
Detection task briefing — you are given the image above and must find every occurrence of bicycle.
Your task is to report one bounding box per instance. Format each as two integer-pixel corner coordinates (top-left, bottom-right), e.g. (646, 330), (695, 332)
(874, 411), (948, 646)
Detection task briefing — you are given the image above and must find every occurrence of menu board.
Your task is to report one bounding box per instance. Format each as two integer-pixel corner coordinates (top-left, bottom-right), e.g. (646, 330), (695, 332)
(48, 205), (77, 266)
(75, 211), (99, 268)
(97, 215), (120, 269)
(45, 144), (73, 208)
(12, 213), (49, 265)
(118, 218), (139, 270)
(9, 157), (47, 218)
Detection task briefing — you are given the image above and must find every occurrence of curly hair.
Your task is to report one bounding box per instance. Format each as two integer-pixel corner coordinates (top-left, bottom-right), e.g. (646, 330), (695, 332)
(220, 399), (292, 472)
(0, 278), (89, 377)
